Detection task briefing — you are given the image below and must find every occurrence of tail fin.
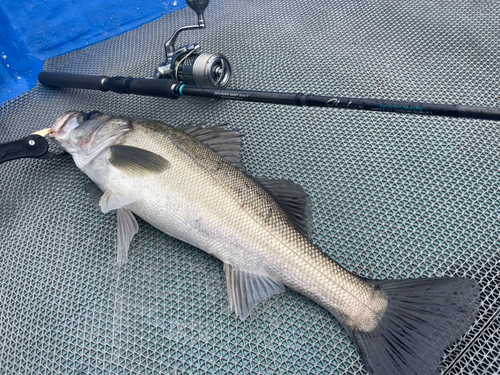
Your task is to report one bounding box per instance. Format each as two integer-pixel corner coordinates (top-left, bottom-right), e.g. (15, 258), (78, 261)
(346, 277), (480, 375)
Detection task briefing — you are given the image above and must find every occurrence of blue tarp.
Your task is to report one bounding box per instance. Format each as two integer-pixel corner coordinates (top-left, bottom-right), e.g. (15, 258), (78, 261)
(0, 0), (187, 104)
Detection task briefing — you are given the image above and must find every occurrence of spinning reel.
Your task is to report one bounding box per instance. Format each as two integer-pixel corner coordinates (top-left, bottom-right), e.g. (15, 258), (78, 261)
(154, 0), (232, 88)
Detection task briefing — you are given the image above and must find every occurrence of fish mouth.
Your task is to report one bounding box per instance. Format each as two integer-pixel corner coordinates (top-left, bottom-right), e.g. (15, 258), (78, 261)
(50, 111), (80, 139)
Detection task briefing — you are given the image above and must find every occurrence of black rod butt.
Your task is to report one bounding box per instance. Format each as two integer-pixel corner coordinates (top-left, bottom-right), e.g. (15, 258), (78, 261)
(38, 71), (109, 91)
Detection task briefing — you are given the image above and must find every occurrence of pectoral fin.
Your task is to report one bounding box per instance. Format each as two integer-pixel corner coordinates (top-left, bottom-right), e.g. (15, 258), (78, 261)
(224, 263), (285, 320)
(109, 145), (170, 177)
(99, 190), (138, 265)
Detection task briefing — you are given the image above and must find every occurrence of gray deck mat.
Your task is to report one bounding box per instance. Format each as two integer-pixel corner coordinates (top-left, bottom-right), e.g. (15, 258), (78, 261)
(1, 0), (499, 373)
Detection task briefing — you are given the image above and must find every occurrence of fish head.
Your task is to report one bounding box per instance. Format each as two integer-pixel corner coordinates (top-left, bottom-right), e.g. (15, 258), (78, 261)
(50, 111), (132, 168)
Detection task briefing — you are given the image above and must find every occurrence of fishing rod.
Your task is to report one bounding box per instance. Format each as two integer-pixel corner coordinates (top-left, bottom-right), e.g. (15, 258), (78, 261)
(8, 0), (498, 168)
(35, 0), (500, 122)
(38, 71), (500, 121)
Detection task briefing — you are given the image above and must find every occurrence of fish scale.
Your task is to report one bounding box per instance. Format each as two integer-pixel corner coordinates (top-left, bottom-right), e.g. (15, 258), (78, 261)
(117, 119), (384, 329)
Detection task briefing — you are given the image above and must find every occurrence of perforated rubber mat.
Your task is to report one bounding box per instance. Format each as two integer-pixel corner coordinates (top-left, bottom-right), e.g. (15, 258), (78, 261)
(1, 0), (499, 374)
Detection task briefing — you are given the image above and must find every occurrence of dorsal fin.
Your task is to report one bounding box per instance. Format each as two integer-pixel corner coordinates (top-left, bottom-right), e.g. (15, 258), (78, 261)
(183, 124), (244, 171)
(183, 124), (313, 237)
(253, 177), (313, 239)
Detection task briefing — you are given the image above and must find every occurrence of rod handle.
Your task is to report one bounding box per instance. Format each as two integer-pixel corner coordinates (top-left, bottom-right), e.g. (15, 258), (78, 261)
(38, 71), (109, 91)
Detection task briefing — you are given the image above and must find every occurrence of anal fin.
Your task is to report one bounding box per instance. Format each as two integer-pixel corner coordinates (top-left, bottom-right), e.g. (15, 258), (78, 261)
(224, 263), (285, 320)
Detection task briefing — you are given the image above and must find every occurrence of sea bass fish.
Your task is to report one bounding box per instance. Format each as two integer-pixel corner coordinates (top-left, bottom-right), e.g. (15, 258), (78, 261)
(50, 111), (479, 375)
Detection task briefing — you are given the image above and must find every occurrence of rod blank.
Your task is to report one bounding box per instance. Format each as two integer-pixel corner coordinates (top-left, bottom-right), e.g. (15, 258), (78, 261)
(38, 72), (500, 121)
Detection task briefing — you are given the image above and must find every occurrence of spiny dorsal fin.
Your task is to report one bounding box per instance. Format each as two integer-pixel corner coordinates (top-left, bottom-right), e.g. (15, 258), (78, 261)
(183, 124), (244, 171)
(109, 145), (170, 177)
(253, 177), (313, 239)
(224, 263), (285, 320)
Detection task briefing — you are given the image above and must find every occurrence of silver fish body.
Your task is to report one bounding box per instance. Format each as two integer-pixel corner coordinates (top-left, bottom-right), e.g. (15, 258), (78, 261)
(51, 111), (479, 375)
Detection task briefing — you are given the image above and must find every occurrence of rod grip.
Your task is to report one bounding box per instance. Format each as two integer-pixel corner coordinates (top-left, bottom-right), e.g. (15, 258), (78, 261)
(38, 71), (109, 91)
(38, 72), (181, 99)
(106, 77), (180, 99)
